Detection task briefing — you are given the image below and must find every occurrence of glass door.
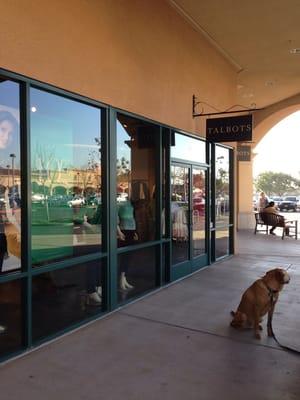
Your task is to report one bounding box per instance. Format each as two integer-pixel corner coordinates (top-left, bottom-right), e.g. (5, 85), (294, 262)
(171, 164), (190, 268)
(171, 163), (208, 280)
(210, 144), (234, 261)
(192, 167), (206, 261)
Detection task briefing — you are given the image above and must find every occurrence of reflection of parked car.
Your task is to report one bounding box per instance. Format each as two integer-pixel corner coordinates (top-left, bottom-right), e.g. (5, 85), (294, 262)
(32, 193), (46, 203)
(68, 196), (85, 207)
(278, 196), (298, 212)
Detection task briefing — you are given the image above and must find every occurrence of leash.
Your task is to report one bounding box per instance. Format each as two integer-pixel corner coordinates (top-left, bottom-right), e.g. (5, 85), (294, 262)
(268, 264), (300, 355)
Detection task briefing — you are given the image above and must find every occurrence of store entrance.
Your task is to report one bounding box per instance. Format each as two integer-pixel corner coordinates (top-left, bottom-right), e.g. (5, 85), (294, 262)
(171, 163), (208, 280)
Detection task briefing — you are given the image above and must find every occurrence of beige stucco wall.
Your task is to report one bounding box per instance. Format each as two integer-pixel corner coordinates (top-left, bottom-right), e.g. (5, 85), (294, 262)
(0, 0), (236, 134)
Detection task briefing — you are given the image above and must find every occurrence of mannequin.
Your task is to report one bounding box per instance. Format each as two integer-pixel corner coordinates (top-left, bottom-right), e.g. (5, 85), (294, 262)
(82, 212), (102, 305)
(117, 199), (138, 290)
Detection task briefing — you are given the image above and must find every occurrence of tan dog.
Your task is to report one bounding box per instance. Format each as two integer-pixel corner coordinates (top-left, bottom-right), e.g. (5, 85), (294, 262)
(230, 268), (290, 339)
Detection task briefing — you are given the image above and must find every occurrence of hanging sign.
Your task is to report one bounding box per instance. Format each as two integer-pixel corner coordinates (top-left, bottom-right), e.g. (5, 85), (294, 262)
(206, 114), (252, 142)
(237, 145), (251, 161)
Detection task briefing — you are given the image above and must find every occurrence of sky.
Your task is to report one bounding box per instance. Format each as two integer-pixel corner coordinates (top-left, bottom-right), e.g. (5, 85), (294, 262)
(253, 111), (300, 179)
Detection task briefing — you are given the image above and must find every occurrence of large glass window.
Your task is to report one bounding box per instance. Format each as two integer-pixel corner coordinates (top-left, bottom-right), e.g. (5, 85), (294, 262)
(171, 133), (206, 163)
(32, 260), (104, 341)
(30, 89), (102, 266)
(0, 79), (21, 274)
(215, 228), (229, 258)
(117, 246), (157, 304)
(0, 279), (24, 357)
(116, 114), (159, 246)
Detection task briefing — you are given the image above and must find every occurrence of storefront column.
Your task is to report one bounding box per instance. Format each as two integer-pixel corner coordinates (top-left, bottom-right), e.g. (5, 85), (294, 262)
(237, 158), (254, 229)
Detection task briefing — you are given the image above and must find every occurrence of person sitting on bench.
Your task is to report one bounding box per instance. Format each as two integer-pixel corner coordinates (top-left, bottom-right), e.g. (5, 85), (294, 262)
(263, 201), (289, 236)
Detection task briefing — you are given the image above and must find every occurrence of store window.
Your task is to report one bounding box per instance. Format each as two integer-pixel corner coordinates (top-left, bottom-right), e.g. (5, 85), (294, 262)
(171, 132), (206, 163)
(30, 89), (102, 266)
(0, 279), (24, 358)
(116, 113), (159, 299)
(116, 114), (159, 246)
(117, 246), (157, 303)
(32, 260), (104, 341)
(0, 79), (21, 274)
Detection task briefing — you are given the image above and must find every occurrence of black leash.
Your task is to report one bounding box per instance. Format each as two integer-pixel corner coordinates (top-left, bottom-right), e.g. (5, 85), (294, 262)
(269, 317), (300, 355)
(269, 264), (300, 355)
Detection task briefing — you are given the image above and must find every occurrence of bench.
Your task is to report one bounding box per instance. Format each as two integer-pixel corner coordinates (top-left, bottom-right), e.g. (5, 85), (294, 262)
(254, 212), (298, 240)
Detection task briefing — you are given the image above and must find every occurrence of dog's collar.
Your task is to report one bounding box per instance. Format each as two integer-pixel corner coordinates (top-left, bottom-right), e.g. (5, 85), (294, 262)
(261, 281), (279, 300)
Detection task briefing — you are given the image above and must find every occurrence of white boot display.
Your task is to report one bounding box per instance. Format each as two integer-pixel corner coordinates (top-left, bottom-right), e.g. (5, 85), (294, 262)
(0, 325), (7, 334)
(86, 291), (102, 305)
(96, 286), (102, 297)
(120, 272), (134, 290)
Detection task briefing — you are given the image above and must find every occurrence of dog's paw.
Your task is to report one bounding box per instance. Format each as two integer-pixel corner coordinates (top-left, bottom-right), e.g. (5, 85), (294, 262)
(255, 332), (261, 340)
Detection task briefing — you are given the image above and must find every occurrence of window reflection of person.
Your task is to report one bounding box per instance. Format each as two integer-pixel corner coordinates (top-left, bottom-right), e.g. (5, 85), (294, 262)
(0, 111), (18, 150)
(0, 111), (19, 334)
(4, 187), (21, 259)
(117, 198), (138, 290)
(0, 111), (19, 274)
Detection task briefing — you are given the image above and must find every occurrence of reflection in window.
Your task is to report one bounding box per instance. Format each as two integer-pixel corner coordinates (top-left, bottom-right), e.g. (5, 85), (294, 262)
(0, 279), (24, 357)
(116, 114), (158, 248)
(30, 89), (102, 266)
(215, 228), (229, 259)
(171, 133), (206, 163)
(192, 168), (206, 257)
(171, 165), (189, 265)
(32, 260), (103, 341)
(0, 80), (21, 274)
(117, 246), (157, 304)
(215, 146), (230, 227)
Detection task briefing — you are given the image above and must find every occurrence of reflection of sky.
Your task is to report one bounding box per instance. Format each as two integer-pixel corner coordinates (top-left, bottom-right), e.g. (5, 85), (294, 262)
(117, 120), (131, 165)
(30, 88), (101, 169)
(171, 133), (206, 163)
(0, 80), (19, 109)
(216, 146), (229, 171)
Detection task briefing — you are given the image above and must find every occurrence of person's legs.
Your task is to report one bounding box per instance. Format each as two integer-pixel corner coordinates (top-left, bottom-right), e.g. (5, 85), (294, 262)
(86, 263), (102, 304)
(270, 225), (276, 235)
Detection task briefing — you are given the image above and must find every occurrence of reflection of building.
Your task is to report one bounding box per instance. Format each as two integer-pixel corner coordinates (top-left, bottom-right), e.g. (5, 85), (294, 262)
(0, 167), (21, 190)
(31, 167), (101, 195)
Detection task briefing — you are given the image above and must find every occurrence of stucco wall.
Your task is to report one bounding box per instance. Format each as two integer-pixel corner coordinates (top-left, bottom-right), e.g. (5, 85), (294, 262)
(0, 0), (236, 133)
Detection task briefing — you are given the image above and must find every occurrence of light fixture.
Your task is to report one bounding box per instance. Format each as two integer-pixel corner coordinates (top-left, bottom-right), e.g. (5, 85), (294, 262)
(265, 80), (275, 87)
(31, 106), (37, 112)
(289, 48), (300, 54)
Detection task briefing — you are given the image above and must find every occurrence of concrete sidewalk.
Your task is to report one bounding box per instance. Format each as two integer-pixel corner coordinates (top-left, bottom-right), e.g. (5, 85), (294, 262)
(1, 230), (300, 400)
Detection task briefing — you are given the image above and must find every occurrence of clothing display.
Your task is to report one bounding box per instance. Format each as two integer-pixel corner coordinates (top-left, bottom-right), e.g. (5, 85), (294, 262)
(117, 201), (136, 230)
(171, 202), (188, 241)
(131, 180), (149, 202)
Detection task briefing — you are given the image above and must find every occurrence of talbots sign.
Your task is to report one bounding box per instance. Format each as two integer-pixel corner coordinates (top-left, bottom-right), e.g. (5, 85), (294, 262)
(206, 115), (252, 142)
